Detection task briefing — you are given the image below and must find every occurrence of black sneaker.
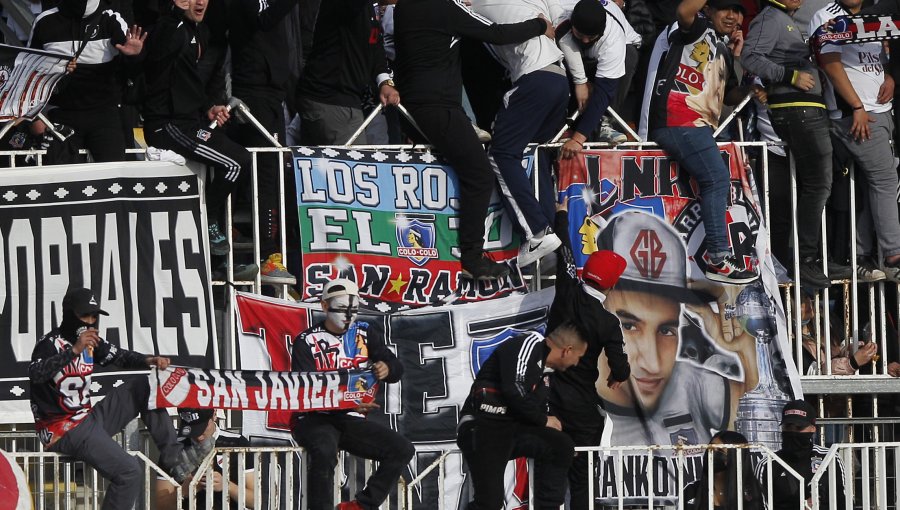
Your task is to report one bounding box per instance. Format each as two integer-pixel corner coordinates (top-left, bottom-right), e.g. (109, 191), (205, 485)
(827, 261), (853, 280)
(461, 253), (510, 280)
(704, 255), (759, 285)
(208, 222), (230, 256)
(798, 258), (830, 289)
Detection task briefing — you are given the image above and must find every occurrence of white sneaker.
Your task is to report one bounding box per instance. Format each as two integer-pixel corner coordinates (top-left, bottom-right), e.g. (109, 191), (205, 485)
(472, 123), (492, 143)
(597, 123), (627, 144)
(518, 229), (562, 267)
(146, 146), (186, 165)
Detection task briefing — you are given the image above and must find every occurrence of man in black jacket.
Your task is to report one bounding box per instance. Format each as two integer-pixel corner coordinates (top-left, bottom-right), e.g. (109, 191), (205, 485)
(142, 0), (250, 257)
(296, 0), (399, 145)
(290, 278), (415, 510)
(755, 400), (847, 510)
(546, 202), (630, 510)
(229, 0), (301, 281)
(29, 287), (203, 510)
(393, 0), (555, 280)
(457, 323), (587, 510)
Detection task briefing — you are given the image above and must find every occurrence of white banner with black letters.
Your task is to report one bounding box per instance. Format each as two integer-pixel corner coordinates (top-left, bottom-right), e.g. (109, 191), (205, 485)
(0, 162), (217, 423)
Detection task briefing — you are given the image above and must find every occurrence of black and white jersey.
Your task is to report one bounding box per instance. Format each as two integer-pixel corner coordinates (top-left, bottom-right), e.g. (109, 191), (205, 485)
(28, 4), (128, 110)
(29, 328), (148, 446)
(461, 331), (550, 426)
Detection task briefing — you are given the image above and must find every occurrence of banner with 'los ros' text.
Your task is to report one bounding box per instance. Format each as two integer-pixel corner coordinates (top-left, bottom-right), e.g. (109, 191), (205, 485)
(293, 146), (542, 311)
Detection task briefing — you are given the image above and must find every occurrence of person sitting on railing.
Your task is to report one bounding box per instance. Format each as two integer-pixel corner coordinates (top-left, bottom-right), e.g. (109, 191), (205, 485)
(683, 430), (764, 510)
(755, 400), (847, 510)
(29, 287), (205, 510)
(457, 322), (587, 510)
(156, 408), (256, 510)
(141, 0), (250, 258)
(646, 0), (758, 285)
(290, 278), (414, 510)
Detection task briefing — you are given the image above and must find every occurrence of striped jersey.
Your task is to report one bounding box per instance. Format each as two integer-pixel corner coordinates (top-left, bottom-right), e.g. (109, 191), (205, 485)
(461, 331), (551, 426)
(27, 3), (128, 110)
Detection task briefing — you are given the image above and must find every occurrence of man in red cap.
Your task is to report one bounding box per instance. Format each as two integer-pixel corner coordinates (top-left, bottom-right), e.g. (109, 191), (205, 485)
(546, 199), (630, 510)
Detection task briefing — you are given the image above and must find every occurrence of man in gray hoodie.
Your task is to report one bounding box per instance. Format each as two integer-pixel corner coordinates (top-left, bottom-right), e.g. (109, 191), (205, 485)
(743, 0), (838, 290)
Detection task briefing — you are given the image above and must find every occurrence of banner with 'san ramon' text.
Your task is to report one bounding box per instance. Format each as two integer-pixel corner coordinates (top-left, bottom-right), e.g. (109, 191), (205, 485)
(147, 366), (378, 412)
(0, 43), (71, 121)
(0, 162), (217, 423)
(556, 144), (802, 504)
(235, 290), (556, 510)
(293, 146), (540, 311)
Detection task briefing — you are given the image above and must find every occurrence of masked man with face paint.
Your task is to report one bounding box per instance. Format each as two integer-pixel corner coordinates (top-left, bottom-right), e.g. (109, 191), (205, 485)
(290, 278), (414, 510)
(29, 287), (205, 510)
(755, 400), (847, 510)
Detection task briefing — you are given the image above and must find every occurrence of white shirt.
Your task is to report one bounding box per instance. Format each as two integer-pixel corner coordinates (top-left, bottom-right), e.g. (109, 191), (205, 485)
(471, 0), (565, 83)
(810, 2), (891, 118)
(558, 0), (628, 84)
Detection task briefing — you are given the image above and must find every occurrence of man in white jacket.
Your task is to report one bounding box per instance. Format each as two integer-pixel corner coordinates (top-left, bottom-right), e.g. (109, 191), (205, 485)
(472, 0), (569, 268)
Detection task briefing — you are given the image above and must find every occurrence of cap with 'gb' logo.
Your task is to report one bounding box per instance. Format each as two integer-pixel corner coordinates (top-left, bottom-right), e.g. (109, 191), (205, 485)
(596, 211), (711, 304)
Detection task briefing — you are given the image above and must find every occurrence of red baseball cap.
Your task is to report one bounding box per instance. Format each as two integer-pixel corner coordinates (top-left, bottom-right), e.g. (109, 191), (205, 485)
(582, 250), (627, 290)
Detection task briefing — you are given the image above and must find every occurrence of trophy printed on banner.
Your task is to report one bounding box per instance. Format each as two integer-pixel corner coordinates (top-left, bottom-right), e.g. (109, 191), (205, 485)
(730, 284), (790, 450)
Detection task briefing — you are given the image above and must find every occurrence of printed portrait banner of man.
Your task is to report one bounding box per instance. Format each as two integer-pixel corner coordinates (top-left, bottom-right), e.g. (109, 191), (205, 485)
(234, 289), (556, 509)
(0, 43), (72, 121)
(292, 146), (544, 310)
(0, 161), (217, 423)
(556, 144), (803, 503)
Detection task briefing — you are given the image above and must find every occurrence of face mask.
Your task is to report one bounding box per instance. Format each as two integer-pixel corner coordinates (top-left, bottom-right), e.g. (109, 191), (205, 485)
(59, 309), (97, 340)
(801, 319), (811, 327)
(712, 451), (728, 473)
(325, 295), (358, 333)
(781, 430), (815, 454)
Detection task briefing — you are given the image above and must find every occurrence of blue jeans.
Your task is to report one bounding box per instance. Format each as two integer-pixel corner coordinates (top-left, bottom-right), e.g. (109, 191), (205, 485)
(650, 126), (731, 259)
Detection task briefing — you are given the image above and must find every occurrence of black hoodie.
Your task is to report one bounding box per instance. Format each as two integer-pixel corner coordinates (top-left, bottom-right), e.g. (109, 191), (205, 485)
(28, 0), (129, 110)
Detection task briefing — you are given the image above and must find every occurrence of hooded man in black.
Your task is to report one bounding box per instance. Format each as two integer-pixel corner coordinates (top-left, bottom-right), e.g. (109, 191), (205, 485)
(29, 287), (206, 510)
(28, 0), (146, 162)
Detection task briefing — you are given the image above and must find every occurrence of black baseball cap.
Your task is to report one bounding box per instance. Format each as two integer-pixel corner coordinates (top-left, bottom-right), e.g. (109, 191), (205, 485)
(707, 0), (746, 13)
(781, 400), (816, 427)
(62, 287), (108, 316)
(178, 408), (215, 439)
(571, 0), (608, 37)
